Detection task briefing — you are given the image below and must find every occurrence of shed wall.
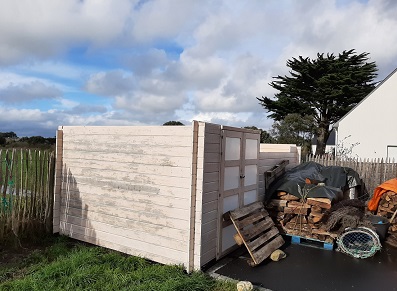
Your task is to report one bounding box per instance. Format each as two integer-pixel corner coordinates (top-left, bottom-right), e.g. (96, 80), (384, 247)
(196, 123), (222, 266)
(56, 126), (195, 268)
(258, 144), (301, 201)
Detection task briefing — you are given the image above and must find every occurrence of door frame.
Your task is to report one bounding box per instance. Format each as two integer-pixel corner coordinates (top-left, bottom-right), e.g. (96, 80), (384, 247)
(216, 127), (260, 259)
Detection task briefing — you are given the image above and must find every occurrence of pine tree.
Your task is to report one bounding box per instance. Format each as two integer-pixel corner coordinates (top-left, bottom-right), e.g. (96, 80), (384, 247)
(257, 49), (377, 155)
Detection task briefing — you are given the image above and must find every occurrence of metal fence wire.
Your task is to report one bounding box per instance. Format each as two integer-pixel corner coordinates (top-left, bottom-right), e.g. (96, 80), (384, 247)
(336, 227), (381, 259)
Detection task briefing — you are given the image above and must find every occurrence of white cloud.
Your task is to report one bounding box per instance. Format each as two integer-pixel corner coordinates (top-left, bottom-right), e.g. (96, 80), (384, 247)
(2, 0), (397, 137)
(0, 81), (62, 103)
(0, 0), (135, 64)
(85, 70), (135, 96)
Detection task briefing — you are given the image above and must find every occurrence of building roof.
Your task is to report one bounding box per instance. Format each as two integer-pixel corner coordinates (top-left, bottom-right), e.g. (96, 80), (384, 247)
(333, 67), (397, 128)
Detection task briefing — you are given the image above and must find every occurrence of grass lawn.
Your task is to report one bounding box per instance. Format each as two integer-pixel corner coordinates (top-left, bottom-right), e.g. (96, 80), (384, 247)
(0, 236), (237, 291)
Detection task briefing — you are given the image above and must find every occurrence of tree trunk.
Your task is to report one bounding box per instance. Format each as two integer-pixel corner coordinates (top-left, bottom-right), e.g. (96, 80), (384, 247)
(315, 124), (330, 156)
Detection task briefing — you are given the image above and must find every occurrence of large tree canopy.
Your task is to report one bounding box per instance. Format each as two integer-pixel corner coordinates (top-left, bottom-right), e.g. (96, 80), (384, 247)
(257, 49), (378, 155)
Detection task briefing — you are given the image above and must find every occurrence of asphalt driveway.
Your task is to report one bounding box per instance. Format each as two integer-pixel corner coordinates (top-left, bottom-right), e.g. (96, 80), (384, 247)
(209, 238), (397, 291)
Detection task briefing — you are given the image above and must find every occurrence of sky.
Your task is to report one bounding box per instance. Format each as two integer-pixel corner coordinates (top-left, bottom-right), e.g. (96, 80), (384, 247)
(1, 0), (397, 137)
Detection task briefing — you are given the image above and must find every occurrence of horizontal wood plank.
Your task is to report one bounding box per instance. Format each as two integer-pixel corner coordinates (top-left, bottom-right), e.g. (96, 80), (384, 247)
(239, 216), (274, 238)
(247, 226), (279, 251)
(62, 125), (193, 136)
(60, 185), (189, 209)
(60, 215), (188, 250)
(252, 235), (285, 265)
(60, 222), (188, 263)
(60, 197), (190, 221)
(60, 205), (189, 230)
(62, 169), (192, 189)
(63, 151), (193, 168)
(64, 231), (186, 267)
(233, 210), (269, 229)
(63, 159), (192, 178)
(229, 202), (264, 220)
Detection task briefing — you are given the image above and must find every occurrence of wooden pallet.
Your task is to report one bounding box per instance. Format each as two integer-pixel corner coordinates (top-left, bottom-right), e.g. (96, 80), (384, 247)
(229, 201), (285, 266)
(284, 234), (334, 250)
(264, 160), (289, 190)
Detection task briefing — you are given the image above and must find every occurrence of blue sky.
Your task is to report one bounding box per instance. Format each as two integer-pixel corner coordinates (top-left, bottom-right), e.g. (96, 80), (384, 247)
(1, 0), (397, 137)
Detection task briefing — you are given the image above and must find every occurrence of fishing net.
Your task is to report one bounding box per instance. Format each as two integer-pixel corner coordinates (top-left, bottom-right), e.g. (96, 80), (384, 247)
(321, 199), (374, 234)
(336, 227), (381, 259)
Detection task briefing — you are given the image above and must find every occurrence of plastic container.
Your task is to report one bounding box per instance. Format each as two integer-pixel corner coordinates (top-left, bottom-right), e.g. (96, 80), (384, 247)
(367, 215), (390, 241)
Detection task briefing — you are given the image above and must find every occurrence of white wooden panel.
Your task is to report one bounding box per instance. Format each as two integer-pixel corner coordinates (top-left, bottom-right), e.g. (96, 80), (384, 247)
(60, 197), (189, 220)
(260, 143), (297, 152)
(223, 195), (239, 213)
(63, 143), (192, 158)
(63, 179), (190, 199)
(59, 222), (189, 262)
(62, 168), (191, 189)
(60, 187), (189, 209)
(245, 139), (258, 159)
(57, 124), (198, 269)
(222, 225), (237, 252)
(62, 125), (193, 136)
(63, 159), (191, 178)
(61, 208), (189, 239)
(61, 215), (187, 250)
(225, 137), (240, 160)
(60, 205), (188, 230)
(260, 152), (296, 159)
(64, 132), (192, 145)
(244, 164), (257, 186)
(224, 166), (239, 191)
(244, 190), (257, 205)
(62, 227), (187, 266)
(63, 151), (193, 168)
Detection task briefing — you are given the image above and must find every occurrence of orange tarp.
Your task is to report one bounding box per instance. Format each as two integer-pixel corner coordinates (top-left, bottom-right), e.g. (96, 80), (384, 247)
(368, 178), (397, 211)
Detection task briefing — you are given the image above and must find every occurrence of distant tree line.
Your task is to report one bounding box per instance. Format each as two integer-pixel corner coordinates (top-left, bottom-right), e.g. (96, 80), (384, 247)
(0, 131), (56, 149)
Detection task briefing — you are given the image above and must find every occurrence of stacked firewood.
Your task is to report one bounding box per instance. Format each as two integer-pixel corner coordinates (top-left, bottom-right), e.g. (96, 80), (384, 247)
(266, 191), (337, 243)
(376, 191), (397, 235)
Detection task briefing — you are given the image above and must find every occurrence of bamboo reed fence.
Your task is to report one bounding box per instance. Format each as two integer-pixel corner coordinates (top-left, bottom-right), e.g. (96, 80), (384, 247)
(305, 155), (397, 200)
(0, 148), (55, 244)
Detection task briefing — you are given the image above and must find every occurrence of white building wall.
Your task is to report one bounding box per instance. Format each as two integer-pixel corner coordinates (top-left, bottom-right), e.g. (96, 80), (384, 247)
(336, 69), (397, 159)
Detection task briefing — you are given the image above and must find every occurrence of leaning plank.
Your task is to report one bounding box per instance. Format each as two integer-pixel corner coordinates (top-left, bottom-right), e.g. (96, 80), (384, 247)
(229, 202), (284, 266)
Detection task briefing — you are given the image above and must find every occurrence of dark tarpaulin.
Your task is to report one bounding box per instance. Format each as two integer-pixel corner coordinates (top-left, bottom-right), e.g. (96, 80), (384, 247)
(264, 161), (361, 202)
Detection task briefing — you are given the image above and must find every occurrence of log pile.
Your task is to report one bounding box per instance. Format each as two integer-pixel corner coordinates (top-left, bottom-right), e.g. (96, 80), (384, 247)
(266, 191), (337, 243)
(376, 191), (397, 235)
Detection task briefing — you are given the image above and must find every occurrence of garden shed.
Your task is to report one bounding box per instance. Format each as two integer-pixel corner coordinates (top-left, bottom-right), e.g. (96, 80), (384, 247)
(53, 121), (300, 271)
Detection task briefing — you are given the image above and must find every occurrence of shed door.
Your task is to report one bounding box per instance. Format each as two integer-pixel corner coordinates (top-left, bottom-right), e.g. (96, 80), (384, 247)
(217, 129), (259, 259)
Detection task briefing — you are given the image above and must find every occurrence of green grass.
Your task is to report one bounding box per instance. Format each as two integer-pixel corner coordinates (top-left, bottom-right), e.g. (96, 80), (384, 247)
(0, 236), (237, 291)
